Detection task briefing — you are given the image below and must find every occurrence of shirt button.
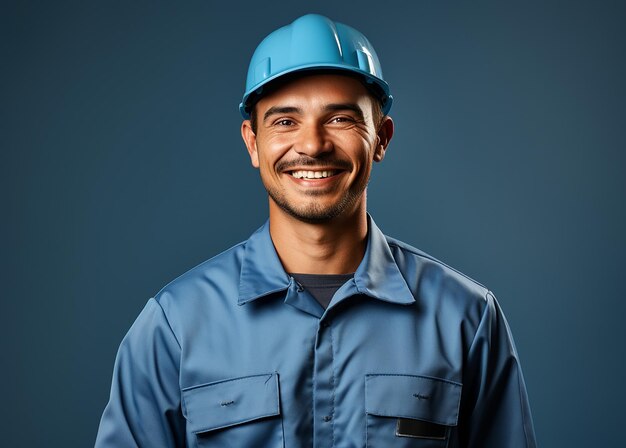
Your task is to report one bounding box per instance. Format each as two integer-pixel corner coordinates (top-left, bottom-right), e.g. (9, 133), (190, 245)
(323, 415), (332, 422)
(322, 321), (331, 328)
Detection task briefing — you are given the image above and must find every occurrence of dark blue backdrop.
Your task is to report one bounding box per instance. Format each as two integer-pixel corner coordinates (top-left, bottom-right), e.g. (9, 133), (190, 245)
(2, 1), (625, 446)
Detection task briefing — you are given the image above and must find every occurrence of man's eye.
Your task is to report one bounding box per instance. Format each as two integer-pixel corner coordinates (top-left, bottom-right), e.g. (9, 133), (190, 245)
(276, 119), (294, 126)
(331, 116), (353, 123)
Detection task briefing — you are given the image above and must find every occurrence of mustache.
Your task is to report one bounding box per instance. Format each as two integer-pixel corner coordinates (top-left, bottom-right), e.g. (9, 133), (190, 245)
(276, 156), (352, 172)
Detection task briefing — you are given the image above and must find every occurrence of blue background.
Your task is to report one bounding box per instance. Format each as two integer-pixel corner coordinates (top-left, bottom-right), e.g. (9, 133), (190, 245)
(2, 1), (625, 446)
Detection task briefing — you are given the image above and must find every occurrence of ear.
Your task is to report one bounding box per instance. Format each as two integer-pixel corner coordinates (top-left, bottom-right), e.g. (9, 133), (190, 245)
(241, 120), (259, 168)
(373, 116), (394, 162)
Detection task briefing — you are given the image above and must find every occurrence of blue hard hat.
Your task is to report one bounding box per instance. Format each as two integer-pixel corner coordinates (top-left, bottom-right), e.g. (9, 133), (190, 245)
(239, 14), (393, 119)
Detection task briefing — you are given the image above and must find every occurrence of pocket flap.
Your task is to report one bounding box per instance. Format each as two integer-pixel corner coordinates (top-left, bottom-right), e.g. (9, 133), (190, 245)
(182, 373), (280, 434)
(365, 374), (461, 426)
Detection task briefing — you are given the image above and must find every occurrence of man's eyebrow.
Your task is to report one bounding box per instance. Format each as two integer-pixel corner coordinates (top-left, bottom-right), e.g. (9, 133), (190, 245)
(324, 103), (365, 119)
(263, 106), (301, 123)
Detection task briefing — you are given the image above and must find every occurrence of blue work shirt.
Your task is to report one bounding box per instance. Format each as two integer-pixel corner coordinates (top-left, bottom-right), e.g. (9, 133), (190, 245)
(96, 216), (536, 447)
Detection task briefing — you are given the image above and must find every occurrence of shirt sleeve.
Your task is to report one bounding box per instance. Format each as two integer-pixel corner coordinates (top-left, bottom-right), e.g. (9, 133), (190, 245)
(459, 292), (537, 448)
(95, 298), (186, 447)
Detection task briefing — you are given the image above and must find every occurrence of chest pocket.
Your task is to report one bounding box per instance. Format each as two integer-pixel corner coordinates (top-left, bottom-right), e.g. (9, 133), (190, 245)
(182, 373), (283, 448)
(365, 374), (462, 447)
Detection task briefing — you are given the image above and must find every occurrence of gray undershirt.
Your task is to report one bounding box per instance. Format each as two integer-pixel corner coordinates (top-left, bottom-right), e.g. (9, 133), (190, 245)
(290, 273), (354, 309)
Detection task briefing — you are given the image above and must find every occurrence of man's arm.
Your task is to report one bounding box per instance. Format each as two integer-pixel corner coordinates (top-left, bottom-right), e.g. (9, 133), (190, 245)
(95, 298), (186, 447)
(460, 292), (537, 447)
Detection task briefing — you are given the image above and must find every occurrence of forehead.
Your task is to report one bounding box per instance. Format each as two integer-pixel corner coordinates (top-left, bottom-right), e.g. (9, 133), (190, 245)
(255, 73), (373, 112)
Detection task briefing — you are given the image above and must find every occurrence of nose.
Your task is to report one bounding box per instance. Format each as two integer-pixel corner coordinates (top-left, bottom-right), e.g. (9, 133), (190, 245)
(294, 123), (333, 157)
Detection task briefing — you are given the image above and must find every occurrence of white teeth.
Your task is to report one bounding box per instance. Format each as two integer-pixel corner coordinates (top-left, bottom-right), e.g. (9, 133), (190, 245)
(291, 170), (336, 179)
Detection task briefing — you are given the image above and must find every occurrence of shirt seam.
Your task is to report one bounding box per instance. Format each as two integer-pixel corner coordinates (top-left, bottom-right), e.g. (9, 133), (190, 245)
(466, 291), (531, 446)
(365, 373), (462, 388)
(152, 297), (182, 351)
(329, 323), (337, 447)
(466, 291), (492, 362)
(181, 373), (275, 392)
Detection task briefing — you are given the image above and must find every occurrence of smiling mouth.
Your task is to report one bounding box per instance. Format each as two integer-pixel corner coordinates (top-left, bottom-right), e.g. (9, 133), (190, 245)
(289, 170), (339, 179)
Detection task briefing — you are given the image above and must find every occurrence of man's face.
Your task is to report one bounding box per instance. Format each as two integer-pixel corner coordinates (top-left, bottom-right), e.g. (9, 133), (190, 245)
(241, 73), (393, 223)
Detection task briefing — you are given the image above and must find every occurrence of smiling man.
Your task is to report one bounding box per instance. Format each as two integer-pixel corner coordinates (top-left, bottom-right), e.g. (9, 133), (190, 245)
(96, 14), (537, 447)
(240, 73), (392, 277)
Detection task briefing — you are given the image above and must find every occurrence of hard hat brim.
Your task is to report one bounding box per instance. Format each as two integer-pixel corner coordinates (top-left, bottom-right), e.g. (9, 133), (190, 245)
(239, 64), (392, 120)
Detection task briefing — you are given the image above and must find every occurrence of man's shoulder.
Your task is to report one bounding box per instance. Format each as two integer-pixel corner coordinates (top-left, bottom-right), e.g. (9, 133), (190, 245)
(152, 238), (248, 306)
(384, 234), (490, 302)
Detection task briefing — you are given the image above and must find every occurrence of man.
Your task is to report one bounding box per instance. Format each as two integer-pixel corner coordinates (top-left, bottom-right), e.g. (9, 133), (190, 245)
(96, 14), (537, 447)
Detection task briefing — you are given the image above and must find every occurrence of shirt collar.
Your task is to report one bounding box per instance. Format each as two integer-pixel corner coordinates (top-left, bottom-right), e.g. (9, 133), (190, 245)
(238, 215), (415, 306)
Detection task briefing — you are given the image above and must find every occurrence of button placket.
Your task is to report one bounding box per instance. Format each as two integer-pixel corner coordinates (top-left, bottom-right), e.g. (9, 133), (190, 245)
(312, 320), (336, 446)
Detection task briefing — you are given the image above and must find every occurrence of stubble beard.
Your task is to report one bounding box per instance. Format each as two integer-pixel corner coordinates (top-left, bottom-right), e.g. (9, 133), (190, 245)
(264, 179), (368, 224)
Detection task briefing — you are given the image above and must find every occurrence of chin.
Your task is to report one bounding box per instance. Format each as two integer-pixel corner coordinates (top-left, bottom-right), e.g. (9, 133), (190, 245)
(275, 196), (363, 224)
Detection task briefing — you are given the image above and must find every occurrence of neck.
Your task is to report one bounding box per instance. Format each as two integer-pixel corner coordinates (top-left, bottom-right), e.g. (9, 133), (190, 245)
(268, 201), (368, 275)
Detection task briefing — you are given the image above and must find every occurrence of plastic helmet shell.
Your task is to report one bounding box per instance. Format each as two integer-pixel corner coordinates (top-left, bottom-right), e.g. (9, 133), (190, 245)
(239, 14), (393, 119)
